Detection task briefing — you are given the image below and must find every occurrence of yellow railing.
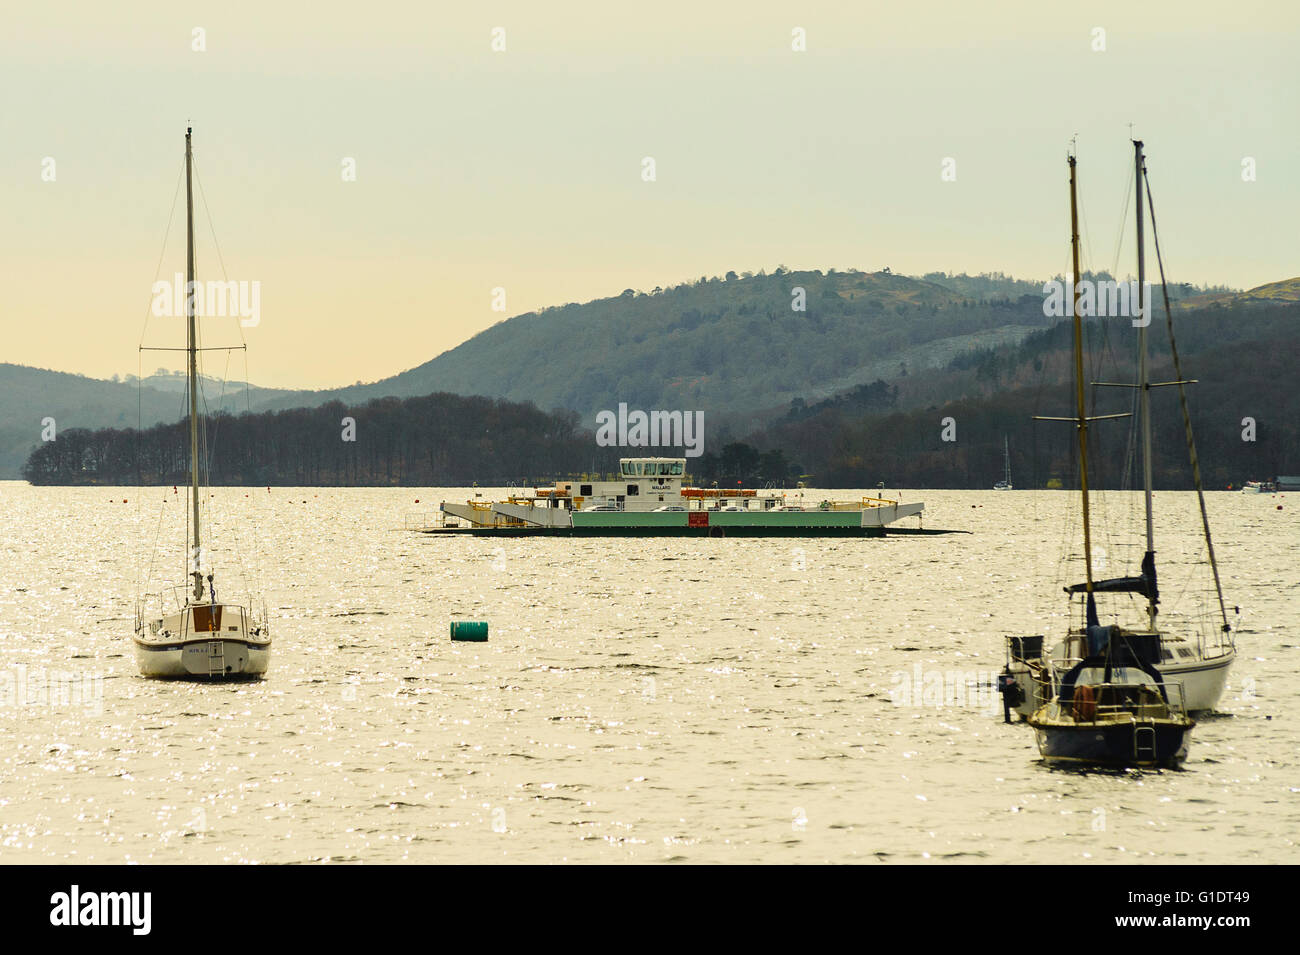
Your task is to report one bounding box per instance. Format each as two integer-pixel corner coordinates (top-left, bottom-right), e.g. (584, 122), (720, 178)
(1048, 681), (1188, 723)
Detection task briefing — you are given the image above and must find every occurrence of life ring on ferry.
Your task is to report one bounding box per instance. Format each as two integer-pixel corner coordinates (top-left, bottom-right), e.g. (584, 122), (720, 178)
(1073, 684), (1097, 722)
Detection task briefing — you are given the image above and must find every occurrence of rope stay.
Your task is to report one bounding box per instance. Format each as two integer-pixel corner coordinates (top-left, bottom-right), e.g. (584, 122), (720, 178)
(1141, 166), (1231, 634)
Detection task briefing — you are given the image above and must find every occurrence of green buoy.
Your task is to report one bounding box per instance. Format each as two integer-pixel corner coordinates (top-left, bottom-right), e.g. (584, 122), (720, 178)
(450, 620), (489, 642)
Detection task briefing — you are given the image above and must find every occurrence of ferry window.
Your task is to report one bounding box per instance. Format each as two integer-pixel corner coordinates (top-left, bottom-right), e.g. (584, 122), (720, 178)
(659, 463), (671, 475)
(580, 484), (592, 496)
(671, 462), (684, 475)
(627, 485), (639, 495)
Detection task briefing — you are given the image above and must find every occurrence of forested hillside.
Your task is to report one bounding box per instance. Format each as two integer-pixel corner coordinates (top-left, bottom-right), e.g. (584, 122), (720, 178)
(3, 268), (1232, 478)
(734, 301), (1300, 489)
(21, 394), (609, 487)
(17, 276), (1296, 489)
(0, 363), (292, 479)
(258, 269), (1058, 418)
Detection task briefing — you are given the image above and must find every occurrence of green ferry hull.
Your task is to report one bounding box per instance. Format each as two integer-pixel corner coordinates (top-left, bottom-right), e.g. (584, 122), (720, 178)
(470, 523), (887, 537)
(468, 510), (891, 536)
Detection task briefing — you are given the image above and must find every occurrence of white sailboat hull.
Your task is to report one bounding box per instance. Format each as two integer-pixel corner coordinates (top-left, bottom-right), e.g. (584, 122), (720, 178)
(134, 602), (270, 679)
(1164, 648), (1235, 712)
(1005, 642), (1234, 720)
(133, 637), (270, 678)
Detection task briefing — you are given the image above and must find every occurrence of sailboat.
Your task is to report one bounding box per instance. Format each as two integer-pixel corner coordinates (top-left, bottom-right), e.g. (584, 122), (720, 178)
(998, 144), (1230, 763)
(1017, 149), (1194, 767)
(132, 127), (271, 679)
(994, 437), (1012, 490)
(1028, 625), (1193, 768)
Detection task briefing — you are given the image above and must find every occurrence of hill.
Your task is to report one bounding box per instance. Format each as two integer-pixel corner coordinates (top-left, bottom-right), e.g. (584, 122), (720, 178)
(24, 297), (1299, 489)
(0, 363), (291, 479)
(256, 269), (1056, 421)
(10, 269), (1293, 486)
(1176, 276), (1300, 310)
(735, 299), (1300, 488)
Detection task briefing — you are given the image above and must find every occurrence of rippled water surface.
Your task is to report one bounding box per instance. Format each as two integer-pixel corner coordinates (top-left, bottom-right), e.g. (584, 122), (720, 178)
(0, 482), (1295, 863)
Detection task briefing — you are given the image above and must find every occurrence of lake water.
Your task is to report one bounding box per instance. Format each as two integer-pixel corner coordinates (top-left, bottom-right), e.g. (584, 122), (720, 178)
(0, 482), (1295, 863)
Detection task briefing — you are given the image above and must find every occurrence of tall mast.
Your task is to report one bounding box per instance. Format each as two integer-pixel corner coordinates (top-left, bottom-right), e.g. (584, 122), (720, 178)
(1133, 139), (1157, 629)
(1142, 164), (1229, 638)
(1069, 155), (1096, 602)
(185, 127), (203, 603)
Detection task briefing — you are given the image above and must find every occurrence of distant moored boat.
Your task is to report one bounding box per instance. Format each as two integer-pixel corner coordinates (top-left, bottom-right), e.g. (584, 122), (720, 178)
(994, 436), (1013, 490)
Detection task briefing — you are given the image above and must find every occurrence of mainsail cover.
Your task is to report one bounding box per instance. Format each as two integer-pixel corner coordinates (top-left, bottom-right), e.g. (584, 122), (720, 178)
(1064, 552), (1159, 603)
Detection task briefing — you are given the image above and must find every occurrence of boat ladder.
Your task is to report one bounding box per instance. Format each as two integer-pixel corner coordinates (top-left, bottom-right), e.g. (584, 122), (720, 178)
(1133, 725), (1157, 762)
(206, 640), (225, 678)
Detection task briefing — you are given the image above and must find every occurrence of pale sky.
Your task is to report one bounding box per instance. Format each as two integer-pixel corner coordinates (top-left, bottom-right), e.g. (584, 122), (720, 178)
(3, 1), (1296, 390)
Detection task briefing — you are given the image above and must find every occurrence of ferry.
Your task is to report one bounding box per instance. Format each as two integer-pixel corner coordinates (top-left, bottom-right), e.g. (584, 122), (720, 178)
(435, 457), (925, 536)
